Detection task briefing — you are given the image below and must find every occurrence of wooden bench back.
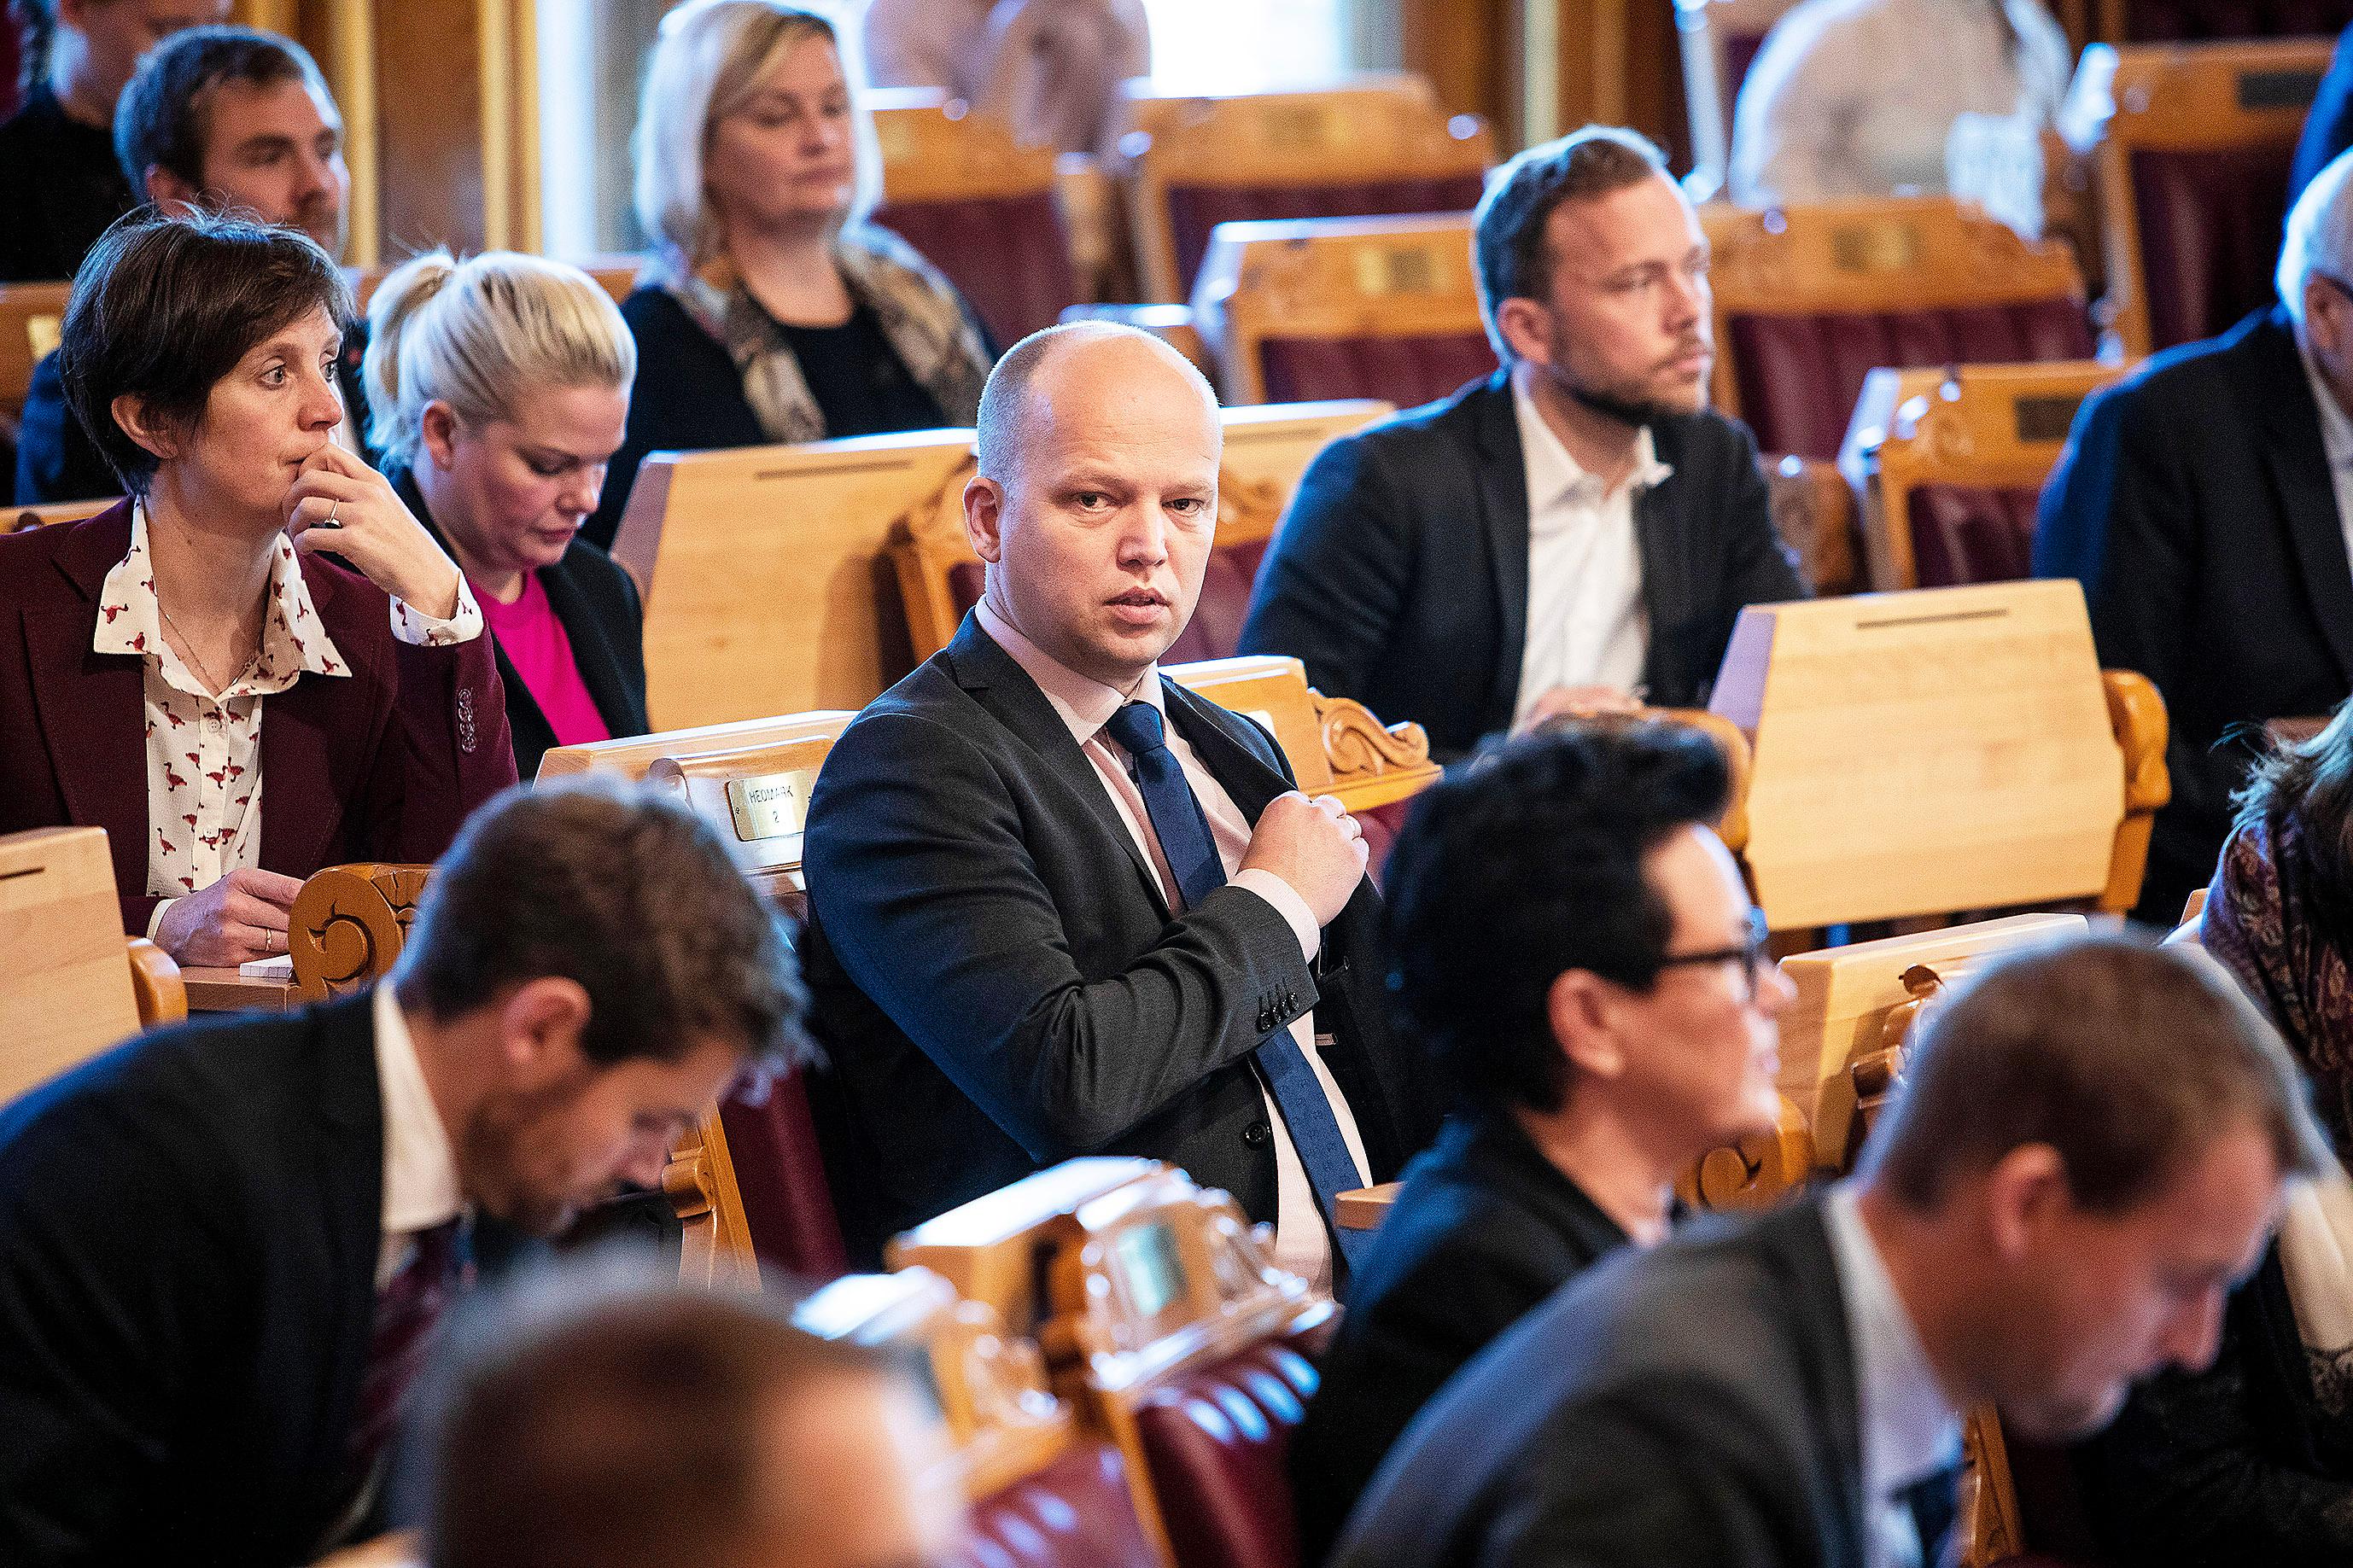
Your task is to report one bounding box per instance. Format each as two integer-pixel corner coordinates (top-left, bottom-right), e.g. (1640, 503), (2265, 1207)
(0, 280), (68, 418)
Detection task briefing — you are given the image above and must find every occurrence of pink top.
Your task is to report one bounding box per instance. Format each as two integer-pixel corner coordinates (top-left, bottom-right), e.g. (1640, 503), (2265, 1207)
(476, 571), (610, 748)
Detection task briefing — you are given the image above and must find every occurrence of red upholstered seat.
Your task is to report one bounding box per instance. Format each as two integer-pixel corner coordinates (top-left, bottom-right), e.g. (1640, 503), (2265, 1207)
(1165, 176), (1486, 298)
(875, 194), (1079, 347)
(716, 1069), (850, 1280)
(1906, 483), (2041, 588)
(1726, 299), (2094, 460)
(2120, 0), (2353, 38)
(1723, 30), (1771, 102)
(949, 1441), (1161, 1568)
(1131, 1338), (1317, 1568)
(1256, 331), (1498, 411)
(947, 537), (1272, 665)
(2128, 145), (2295, 351)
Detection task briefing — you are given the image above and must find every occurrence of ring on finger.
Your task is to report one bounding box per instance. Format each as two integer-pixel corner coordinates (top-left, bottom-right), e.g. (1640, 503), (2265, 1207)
(319, 498), (342, 530)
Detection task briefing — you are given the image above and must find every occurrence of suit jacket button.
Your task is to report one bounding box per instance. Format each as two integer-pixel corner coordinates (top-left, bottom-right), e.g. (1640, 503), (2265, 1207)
(1243, 1122), (1271, 1147)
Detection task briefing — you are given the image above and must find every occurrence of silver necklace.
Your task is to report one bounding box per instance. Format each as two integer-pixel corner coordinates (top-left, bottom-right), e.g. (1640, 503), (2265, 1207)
(155, 598), (256, 695)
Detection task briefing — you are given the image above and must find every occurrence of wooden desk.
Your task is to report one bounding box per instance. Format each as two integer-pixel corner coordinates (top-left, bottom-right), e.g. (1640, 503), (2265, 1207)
(181, 967), (296, 1012)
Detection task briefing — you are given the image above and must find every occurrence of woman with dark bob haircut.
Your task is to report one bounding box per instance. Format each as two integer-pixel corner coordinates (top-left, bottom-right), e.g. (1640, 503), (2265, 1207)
(2076, 700), (2353, 1562)
(0, 211), (515, 965)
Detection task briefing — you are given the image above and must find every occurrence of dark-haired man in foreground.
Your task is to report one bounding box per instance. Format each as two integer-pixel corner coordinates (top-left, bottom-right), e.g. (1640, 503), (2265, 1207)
(0, 780), (807, 1565)
(1334, 936), (2326, 1568)
(1289, 716), (1793, 1560)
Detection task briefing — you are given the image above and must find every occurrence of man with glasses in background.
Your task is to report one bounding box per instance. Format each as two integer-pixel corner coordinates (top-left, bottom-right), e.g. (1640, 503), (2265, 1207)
(1289, 717), (1792, 1561)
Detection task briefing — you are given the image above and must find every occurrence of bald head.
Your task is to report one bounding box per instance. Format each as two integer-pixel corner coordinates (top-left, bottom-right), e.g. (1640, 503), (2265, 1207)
(974, 321), (1219, 487)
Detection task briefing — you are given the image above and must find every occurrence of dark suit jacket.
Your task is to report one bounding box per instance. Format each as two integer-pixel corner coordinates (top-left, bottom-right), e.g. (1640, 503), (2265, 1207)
(2290, 25), (2353, 207)
(2076, 1242), (2353, 1566)
(0, 500), (516, 933)
(1331, 1198), (1866, 1568)
(0, 996), (394, 1565)
(1288, 1110), (1632, 1564)
(16, 325), (375, 504)
(2034, 307), (2353, 924)
(800, 615), (1441, 1266)
(397, 468), (649, 780)
(581, 287), (771, 551)
(1237, 371), (1807, 760)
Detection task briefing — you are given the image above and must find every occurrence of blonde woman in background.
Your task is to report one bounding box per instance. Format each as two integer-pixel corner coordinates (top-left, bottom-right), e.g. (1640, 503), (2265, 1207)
(366, 249), (651, 780)
(586, 0), (993, 548)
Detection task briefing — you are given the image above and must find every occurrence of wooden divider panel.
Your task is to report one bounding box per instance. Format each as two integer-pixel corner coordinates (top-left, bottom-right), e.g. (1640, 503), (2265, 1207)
(0, 826), (146, 1104)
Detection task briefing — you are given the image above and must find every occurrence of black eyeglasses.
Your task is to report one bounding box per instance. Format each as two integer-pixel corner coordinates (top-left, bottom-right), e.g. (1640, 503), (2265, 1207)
(1652, 906), (1773, 1002)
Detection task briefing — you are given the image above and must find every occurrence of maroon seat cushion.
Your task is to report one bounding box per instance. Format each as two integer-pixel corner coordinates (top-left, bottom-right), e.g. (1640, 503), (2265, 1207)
(1165, 175), (1487, 296)
(949, 1440), (1160, 1568)
(1723, 29), (1771, 104)
(946, 538), (1271, 665)
(874, 193), (1078, 347)
(1727, 299), (2094, 459)
(715, 1068), (849, 1280)
(2129, 144), (2298, 351)
(1906, 482), (2041, 587)
(1256, 332), (1498, 411)
(2121, 0), (2353, 39)
(1131, 1338), (1317, 1568)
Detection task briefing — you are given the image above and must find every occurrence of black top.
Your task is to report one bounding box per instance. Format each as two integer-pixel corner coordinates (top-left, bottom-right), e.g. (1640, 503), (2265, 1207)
(1289, 1111), (1631, 1563)
(774, 300), (948, 440)
(394, 466), (651, 782)
(1237, 370), (1808, 761)
(16, 322), (376, 505)
(0, 84), (136, 284)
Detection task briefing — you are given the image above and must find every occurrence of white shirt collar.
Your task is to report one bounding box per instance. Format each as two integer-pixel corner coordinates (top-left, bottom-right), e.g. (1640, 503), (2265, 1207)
(372, 981), (462, 1240)
(1825, 1181), (1963, 1501)
(95, 503), (351, 687)
(972, 595), (1164, 746)
(2300, 343), (2353, 475)
(1511, 373), (1674, 528)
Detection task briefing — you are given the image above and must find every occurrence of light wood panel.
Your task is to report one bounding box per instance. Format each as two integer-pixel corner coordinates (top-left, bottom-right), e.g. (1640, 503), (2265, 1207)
(0, 280), (67, 417)
(0, 827), (157, 1103)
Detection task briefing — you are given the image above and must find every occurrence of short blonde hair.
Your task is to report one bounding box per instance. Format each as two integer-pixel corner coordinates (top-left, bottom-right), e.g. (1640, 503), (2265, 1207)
(632, 0), (883, 268)
(363, 250), (637, 468)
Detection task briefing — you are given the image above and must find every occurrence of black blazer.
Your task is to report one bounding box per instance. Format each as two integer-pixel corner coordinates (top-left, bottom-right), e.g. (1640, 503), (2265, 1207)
(2076, 1242), (2353, 1566)
(1331, 1198), (1866, 1568)
(800, 615), (1441, 1266)
(1288, 1110), (1632, 1564)
(581, 287), (770, 551)
(397, 468), (649, 780)
(2035, 307), (2353, 924)
(16, 325), (377, 505)
(0, 996), (394, 1565)
(1236, 371), (1807, 761)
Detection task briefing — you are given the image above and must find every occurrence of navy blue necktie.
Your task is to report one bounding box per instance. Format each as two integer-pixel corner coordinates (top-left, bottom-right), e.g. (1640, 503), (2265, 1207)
(1102, 699), (1367, 1267)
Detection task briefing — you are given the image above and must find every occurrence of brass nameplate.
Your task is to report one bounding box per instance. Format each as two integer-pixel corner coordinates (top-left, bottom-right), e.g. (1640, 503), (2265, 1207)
(725, 770), (814, 843)
(2013, 393), (2086, 444)
(1830, 222), (1921, 274)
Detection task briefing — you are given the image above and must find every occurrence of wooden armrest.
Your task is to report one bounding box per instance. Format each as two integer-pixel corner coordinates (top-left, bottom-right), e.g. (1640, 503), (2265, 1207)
(2099, 669), (2170, 916)
(125, 936), (186, 1029)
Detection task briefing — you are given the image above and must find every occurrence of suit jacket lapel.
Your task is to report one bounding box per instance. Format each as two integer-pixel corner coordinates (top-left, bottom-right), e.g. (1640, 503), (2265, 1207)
(2255, 316), (2353, 685)
(310, 992), (390, 1509)
(257, 568), (359, 873)
(24, 505), (152, 898)
(944, 615), (1165, 906)
(541, 551), (650, 736)
(1784, 1202), (1871, 1568)
(1161, 678), (1294, 819)
(1470, 374), (1533, 736)
(1632, 425), (1693, 701)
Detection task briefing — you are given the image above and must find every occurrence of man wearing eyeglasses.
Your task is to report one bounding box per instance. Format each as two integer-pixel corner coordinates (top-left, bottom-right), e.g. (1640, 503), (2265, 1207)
(2036, 145), (2353, 926)
(1289, 716), (1791, 1563)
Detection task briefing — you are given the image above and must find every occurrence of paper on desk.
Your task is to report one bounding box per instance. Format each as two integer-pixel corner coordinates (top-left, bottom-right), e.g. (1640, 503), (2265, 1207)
(239, 954), (295, 979)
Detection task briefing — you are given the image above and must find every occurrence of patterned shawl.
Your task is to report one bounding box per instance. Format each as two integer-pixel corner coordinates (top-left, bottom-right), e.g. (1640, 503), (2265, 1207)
(645, 223), (990, 446)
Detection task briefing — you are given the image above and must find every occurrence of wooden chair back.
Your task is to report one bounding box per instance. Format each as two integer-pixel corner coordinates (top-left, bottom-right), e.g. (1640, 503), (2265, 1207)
(346, 255), (639, 311)
(1189, 213), (1494, 408)
(1765, 452), (1865, 596)
(2099, 0), (2353, 44)
(0, 826), (186, 1105)
(286, 864), (430, 1004)
(1674, 0), (1810, 199)
(7, 498), (117, 534)
(1841, 359), (2128, 591)
(885, 1157), (1166, 1338)
(1708, 580), (2170, 930)
(1701, 196), (2093, 458)
(0, 280), (67, 421)
(1166, 654), (1440, 817)
(870, 86), (1079, 345)
(889, 400), (1392, 666)
(1117, 75), (1494, 303)
(2083, 38), (2332, 355)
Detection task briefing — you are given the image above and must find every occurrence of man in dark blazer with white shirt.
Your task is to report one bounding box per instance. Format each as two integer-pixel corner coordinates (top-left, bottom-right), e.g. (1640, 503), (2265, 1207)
(2036, 149), (2353, 925)
(1239, 126), (1805, 761)
(802, 322), (1439, 1276)
(0, 783), (804, 1566)
(1334, 936), (2323, 1568)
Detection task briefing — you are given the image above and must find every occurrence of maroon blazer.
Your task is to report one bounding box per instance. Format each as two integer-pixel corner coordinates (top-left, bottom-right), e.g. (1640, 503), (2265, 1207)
(0, 501), (517, 934)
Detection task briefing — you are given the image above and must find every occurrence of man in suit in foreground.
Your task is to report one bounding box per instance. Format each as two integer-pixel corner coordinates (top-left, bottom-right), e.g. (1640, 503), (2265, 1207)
(1334, 936), (2327, 1568)
(803, 322), (1438, 1279)
(0, 781), (806, 1565)
(1238, 125), (1806, 761)
(1290, 716), (1796, 1561)
(2036, 149), (2353, 924)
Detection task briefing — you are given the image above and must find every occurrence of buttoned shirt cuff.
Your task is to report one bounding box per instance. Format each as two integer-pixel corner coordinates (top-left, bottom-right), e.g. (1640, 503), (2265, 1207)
(1229, 868), (1322, 963)
(389, 571), (483, 647)
(146, 896), (176, 940)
